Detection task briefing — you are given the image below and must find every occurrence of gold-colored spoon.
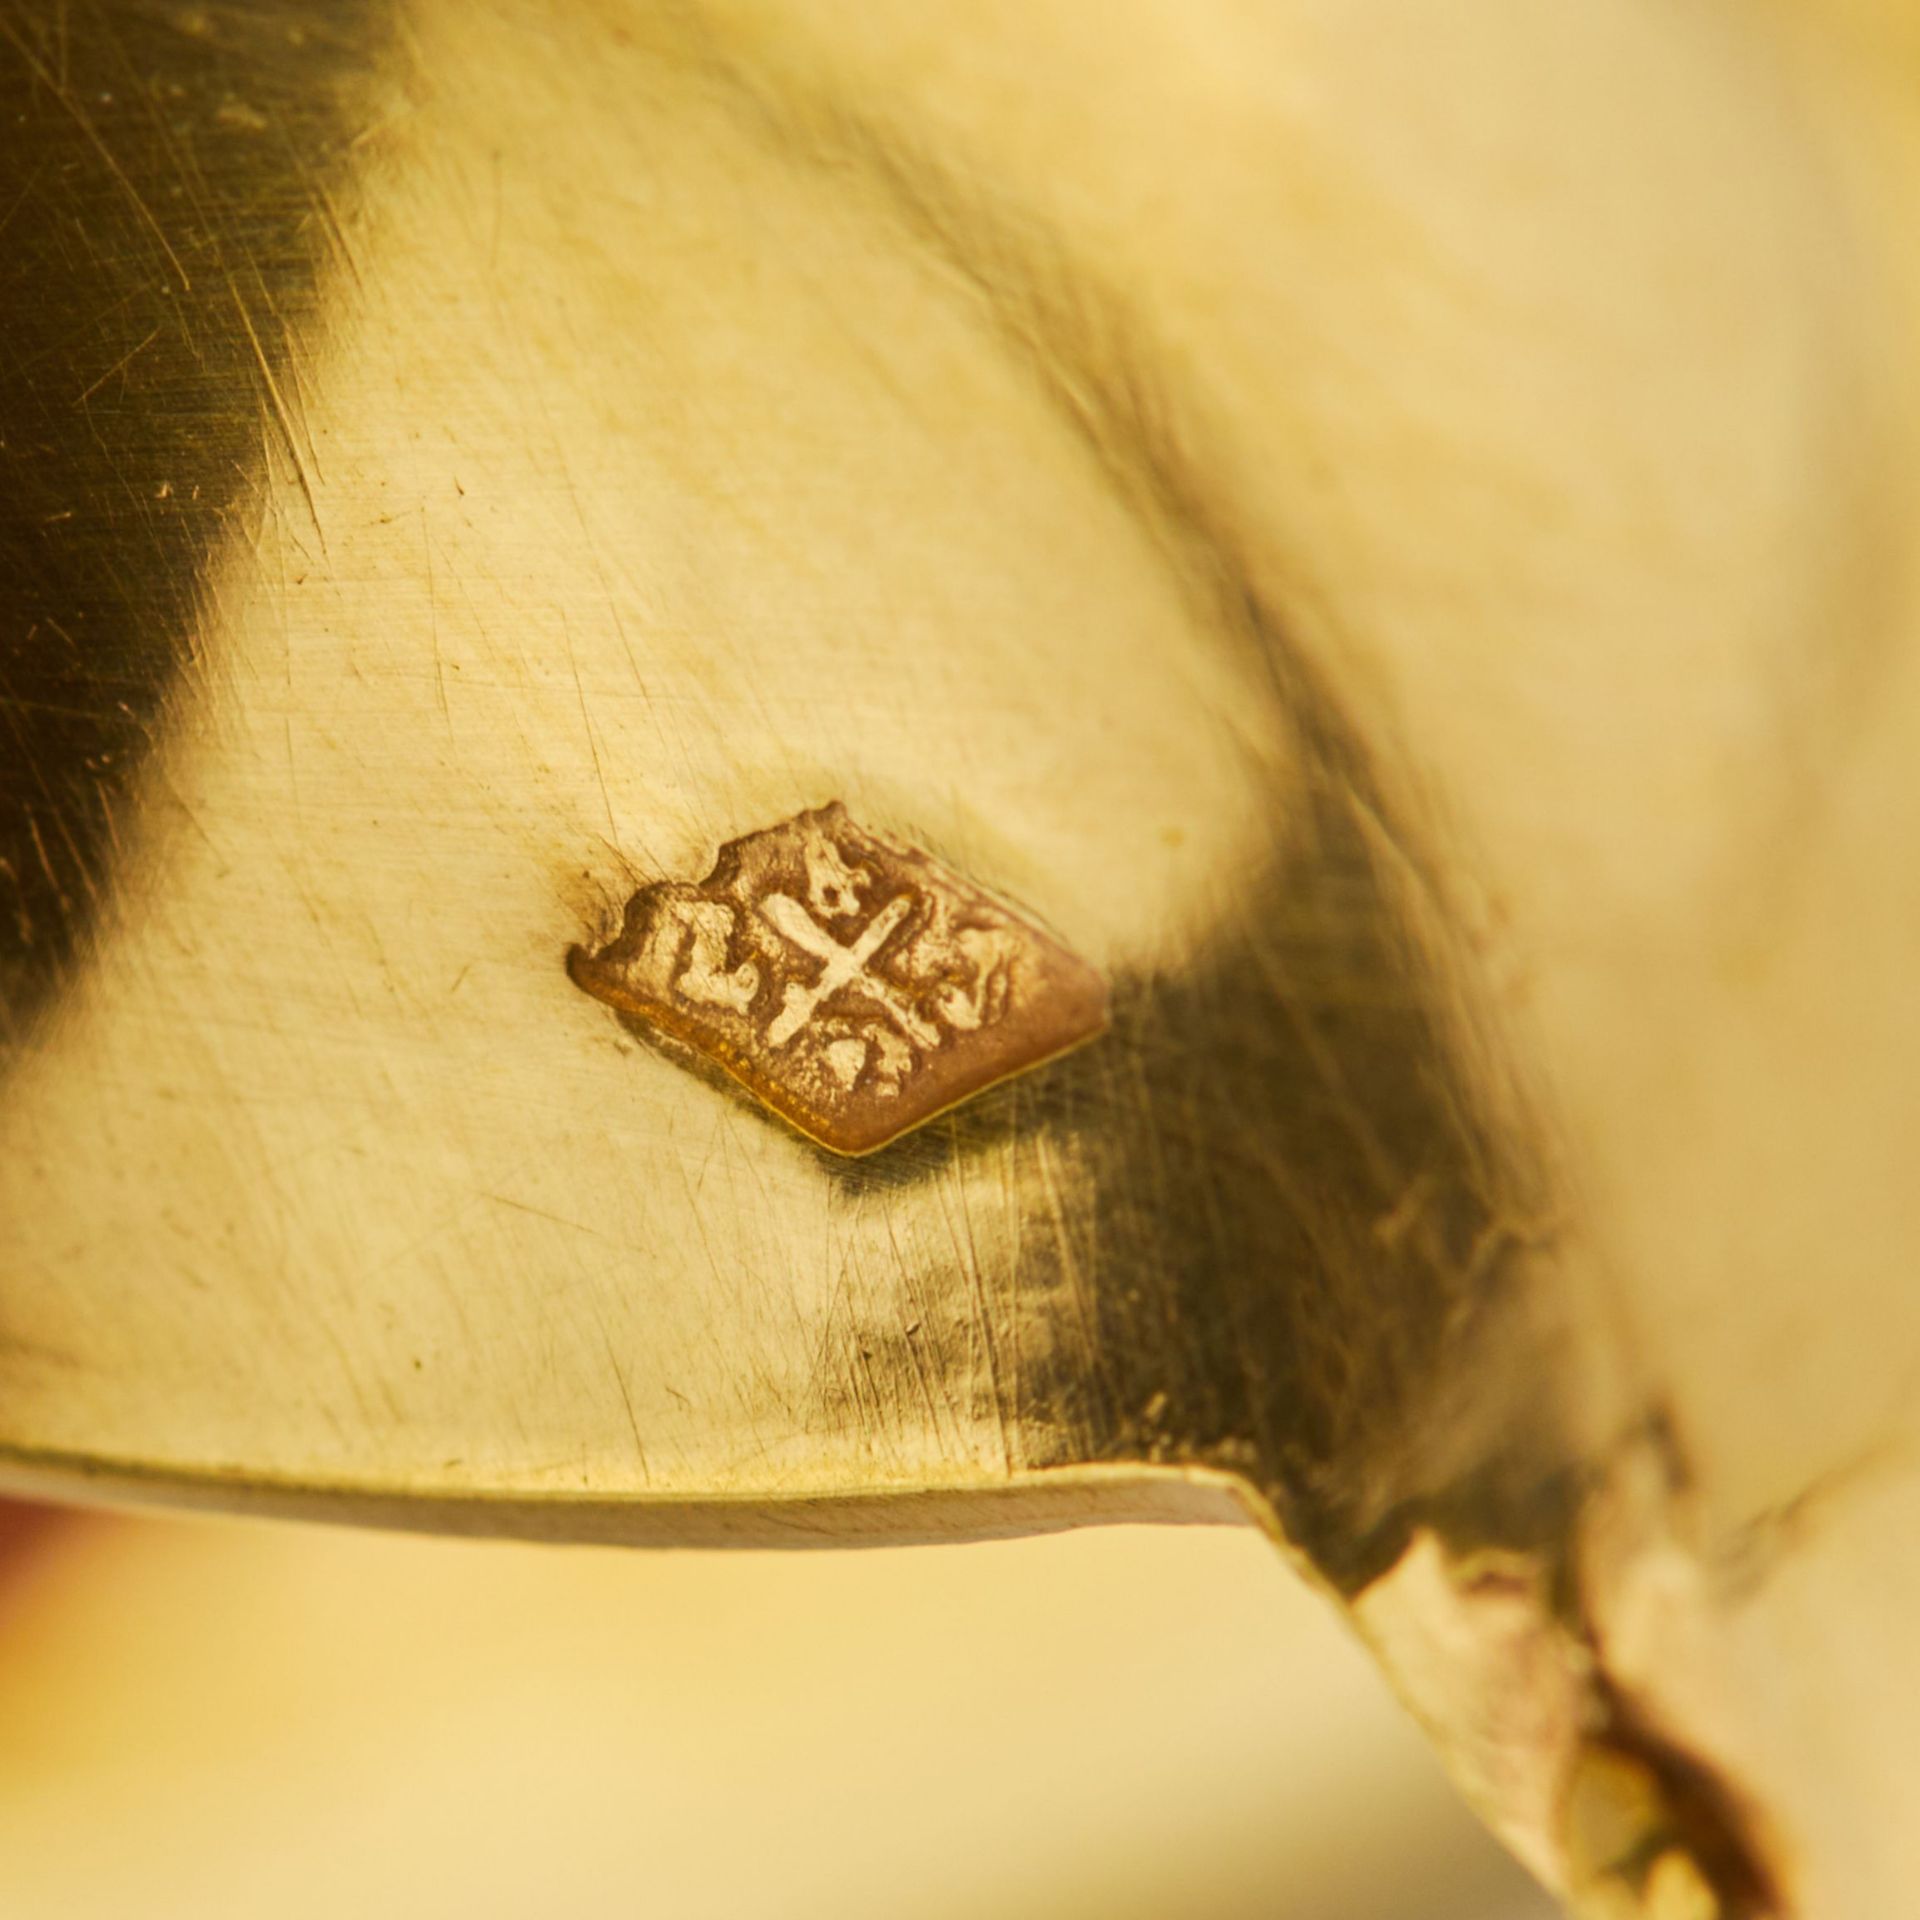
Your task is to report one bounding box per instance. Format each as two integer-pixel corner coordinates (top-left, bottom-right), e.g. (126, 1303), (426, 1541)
(6, 5), (1919, 1913)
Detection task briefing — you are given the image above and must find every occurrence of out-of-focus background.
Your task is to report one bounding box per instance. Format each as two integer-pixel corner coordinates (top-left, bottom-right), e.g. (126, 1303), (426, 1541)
(0, 1501), (1553, 1918)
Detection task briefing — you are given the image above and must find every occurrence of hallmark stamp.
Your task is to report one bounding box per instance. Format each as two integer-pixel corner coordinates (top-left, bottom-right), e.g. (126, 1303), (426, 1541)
(568, 804), (1107, 1155)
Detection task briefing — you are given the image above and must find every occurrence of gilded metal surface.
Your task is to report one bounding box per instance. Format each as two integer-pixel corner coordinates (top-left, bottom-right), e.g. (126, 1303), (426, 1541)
(568, 803), (1107, 1154)
(3, 2), (1920, 1913)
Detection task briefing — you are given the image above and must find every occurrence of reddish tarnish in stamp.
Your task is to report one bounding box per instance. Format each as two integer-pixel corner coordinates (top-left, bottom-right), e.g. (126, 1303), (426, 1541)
(568, 805), (1107, 1155)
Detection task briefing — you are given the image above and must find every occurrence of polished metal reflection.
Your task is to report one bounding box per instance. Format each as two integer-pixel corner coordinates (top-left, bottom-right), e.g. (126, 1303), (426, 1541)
(0, 0), (1566, 1559)
(5, 4), (1919, 1913)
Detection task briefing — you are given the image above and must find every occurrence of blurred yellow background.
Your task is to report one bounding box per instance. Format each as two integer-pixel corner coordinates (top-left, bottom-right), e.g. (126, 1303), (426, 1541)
(0, 1506), (1552, 1918)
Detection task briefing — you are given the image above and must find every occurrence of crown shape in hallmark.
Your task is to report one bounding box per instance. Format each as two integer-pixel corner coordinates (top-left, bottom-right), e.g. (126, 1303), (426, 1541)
(568, 805), (1107, 1154)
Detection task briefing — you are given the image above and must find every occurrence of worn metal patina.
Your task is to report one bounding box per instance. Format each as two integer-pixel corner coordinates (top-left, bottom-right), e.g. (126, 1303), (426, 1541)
(5, 3), (1920, 1914)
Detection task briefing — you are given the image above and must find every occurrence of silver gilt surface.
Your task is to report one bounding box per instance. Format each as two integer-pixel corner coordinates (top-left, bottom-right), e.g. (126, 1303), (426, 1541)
(4, 3), (1919, 1914)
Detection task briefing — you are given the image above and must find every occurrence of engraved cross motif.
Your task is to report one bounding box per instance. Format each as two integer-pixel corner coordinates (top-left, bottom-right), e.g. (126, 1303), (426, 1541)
(568, 804), (1108, 1155)
(758, 893), (937, 1049)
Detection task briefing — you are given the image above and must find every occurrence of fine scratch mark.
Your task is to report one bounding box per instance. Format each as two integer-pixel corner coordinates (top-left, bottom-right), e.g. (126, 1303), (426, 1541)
(227, 270), (328, 556)
(937, 1133), (1014, 1475)
(562, 608), (618, 840)
(74, 324), (160, 405)
(422, 509), (450, 728)
(596, 1316), (652, 1485)
(0, 157), (47, 246)
(23, 813), (64, 900)
(481, 1190), (605, 1239)
(1035, 1126), (1102, 1363)
(309, 175), (366, 292)
(487, 145), (504, 274)
(0, 14), (193, 292)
